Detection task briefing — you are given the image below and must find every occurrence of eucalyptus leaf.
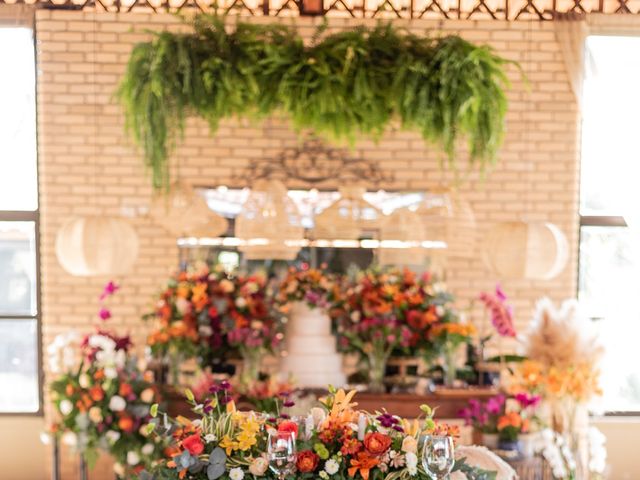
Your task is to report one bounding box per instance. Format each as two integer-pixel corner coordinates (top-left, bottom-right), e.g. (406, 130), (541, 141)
(207, 447), (227, 480)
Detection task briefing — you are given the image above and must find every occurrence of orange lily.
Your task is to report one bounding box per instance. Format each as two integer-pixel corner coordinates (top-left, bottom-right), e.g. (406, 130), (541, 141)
(348, 452), (379, 480)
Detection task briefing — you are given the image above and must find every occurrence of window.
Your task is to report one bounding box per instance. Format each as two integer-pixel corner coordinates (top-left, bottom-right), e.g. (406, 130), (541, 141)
(0, 27), (40, 413)
(579, 35), (640, 413)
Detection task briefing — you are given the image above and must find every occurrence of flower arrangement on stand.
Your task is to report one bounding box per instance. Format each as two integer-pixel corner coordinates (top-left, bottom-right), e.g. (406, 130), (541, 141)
(48, 283), (165, 478)
(146, 265), (284, 387)
(138, 384), (496, 480)
(334, 268), (463, 392)
(146, 265), (226, 384)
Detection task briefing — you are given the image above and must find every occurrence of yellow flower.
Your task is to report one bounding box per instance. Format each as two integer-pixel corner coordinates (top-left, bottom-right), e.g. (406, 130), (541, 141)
(219, 435), (237, 455)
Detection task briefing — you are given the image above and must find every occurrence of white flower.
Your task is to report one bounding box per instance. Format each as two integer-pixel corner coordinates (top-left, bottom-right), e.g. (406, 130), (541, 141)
(310, 407), (327, 427)
(106, 430), (121, 444)
(127, 451), (140, 466)
(142, 444), (154, 456)
(324, 459), (340, 475)
(204, 434), (217, 443)
(229, 467), (244, 480)
(435, 305), (445, 317)
(88, 406), (103, 423)
(104, 366), (118, 379)
(109, 395), (126, 412)
(61, 431), (77, 446)
(405, 452), (418, 469)
(59, 399), (73, 416)
(78, 374), (91, 388)
(235, 297), (247, 308)
(199, 325), (213, 336)
(175, 297), (191, 315)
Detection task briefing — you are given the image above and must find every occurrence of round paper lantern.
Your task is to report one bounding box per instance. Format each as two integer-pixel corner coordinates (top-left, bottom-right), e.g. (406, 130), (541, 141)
(417, 190), (477, 258)
(379, 208), (426, 266)
(235, 179), (304, 260)
(482, 221), (569, 280)
(55, 216), (139, 276)
(314, 186), (381, 240)
(150, 181), (228, 237)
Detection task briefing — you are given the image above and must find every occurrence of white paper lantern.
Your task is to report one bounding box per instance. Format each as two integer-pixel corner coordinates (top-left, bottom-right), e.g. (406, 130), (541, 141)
(235, 179), (304, 260)
(314, 186), (381, 240)
(150, 181), (228, 237)
(55, 216), (139, 276)
(417, 190), (476, 258)
(379, 208), (426, 266)
(482, 221), (569, 280)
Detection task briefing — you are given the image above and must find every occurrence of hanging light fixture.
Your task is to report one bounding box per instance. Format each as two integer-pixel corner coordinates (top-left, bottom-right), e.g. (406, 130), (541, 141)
(56, 216), (139, 276)
(378, 208), (426, 266)
(417, 189), (477, 258)
(55, 16), (140, 277)
(481, 221), (569, 280)
(314, 185), (381, 240)
(150, 181), (228, 238)
(235, 179), (304, 260)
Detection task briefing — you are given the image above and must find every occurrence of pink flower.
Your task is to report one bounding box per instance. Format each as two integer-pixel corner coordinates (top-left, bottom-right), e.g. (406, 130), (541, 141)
(479, 284), (516, 338)
(98, 308), (111, 321)
(99, 281), (119, 301)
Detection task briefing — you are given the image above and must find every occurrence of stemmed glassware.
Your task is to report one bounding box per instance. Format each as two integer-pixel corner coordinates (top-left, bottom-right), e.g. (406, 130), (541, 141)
(422, 435), (455, 480)
(267, 430), (297, 480)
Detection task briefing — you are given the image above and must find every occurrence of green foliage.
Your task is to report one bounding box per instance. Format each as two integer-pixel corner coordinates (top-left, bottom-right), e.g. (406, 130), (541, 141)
(118, 16), (515, 191)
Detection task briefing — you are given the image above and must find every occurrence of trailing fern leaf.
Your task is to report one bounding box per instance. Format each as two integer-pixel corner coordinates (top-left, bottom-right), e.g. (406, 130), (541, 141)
(117, 16), (516, 190)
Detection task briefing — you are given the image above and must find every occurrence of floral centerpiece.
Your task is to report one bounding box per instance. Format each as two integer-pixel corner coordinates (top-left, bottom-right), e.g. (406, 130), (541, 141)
(146, 265), (284, 385)
(138, 384), (496, 480)
(146, 264), (226, 383)
(334, 268), (467, 391)
(48, 283), (165, 478)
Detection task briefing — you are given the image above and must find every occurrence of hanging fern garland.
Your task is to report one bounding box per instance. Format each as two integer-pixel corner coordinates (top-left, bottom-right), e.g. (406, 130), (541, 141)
(117, 16), (515, 190)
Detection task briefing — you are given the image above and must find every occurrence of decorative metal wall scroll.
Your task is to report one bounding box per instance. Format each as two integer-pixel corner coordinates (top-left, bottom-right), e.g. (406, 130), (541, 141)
(232, 137), (394, 187)
(11, 0), (640, 20)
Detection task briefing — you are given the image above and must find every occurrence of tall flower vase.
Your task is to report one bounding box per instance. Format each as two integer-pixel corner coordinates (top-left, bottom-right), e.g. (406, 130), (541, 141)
(442, 345), (457, 387)
(240, 348), (264, 386)
(367, 349), (389, 393)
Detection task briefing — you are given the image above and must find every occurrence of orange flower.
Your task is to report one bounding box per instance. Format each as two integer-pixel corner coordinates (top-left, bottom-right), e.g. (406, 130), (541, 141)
(118, 414), (134, 433)
(348, 452), (379, 480)
(119, 383), (133, 397)
(65, 384), (75, 397)
(93, 369), (105, 381)
(89, 385), (104, 402)
(363, 432), (392, 456)
(497, 412), (522, 431)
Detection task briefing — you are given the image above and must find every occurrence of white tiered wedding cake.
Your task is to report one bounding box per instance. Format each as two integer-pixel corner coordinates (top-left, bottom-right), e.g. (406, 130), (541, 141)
(280, 301), (346, 388)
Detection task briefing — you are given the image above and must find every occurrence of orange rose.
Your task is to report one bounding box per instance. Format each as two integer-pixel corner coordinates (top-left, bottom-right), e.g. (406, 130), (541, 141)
(89, 385), (104, 402)
(363, 432), (392, 456)
(119, 383), (133, 397)
(277, 420), (298, 438)
(296, 450), (319, 473)
(118, 415), (134, 433)
(65, 384), (75, 396)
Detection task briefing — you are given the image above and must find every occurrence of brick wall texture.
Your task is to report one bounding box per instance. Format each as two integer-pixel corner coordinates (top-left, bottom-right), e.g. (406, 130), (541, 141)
(34, 10), (579, 479)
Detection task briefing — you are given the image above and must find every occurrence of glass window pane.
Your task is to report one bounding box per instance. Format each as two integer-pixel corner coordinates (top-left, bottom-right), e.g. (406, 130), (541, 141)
(0, 28), (37, 211)
(0, 221), (37, 315)
(0, 319), (39, 412)
(579, 226), (640, 412)
(581, 36), (640, 217)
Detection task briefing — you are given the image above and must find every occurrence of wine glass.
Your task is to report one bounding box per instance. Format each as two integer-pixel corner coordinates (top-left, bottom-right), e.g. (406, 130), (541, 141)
(422, 435), (455, 480)
(267, 430), (297, 480)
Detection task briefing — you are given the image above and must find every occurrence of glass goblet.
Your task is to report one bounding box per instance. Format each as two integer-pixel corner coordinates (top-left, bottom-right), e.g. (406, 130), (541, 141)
(422, 435), (455, 480)
(267, 430), (297, 480)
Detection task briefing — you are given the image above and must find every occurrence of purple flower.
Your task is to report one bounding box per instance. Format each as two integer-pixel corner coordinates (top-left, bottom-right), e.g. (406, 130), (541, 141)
(98, 308), (111, 321)
(283, 400), (295, 408)
(376, 413), (398, 428)
(203, 404), (213, 414)
(279, 413), (290, 420)
(479, 285), (516, 338)
(392, 425), (404, 433)
(99, 281), (119, 301)
(219, 380), (231, 391)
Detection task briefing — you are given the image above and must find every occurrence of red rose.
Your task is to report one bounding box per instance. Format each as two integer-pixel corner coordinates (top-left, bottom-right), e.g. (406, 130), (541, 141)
(182, 433), (205, 456)
(363, 432), (392, 455)
(296, 450), (319, 473)
(278, 420), (299, 438)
